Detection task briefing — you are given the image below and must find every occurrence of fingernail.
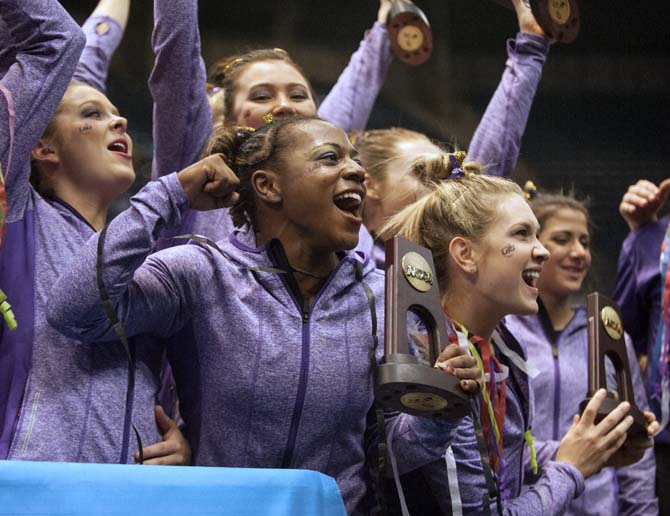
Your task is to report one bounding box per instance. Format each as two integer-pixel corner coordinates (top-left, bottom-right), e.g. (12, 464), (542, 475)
(622, 401), (631, 411)
(626, 416), (634, 424)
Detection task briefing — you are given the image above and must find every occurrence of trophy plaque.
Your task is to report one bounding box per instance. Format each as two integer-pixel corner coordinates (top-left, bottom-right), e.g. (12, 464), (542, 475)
(487, 0), (580, 44)
(387, 0), (433, 66)
(374, 236), (469, 419)
(579, 293), (647, 437)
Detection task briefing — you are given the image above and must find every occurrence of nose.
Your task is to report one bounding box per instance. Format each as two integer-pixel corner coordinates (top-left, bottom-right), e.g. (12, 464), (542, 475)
(110, 115), (128, 133)
(343, 158), (366, 185)
(271, 95), (297, 118)
(569, 240), (587, 258)
(532, 242), (550, 263)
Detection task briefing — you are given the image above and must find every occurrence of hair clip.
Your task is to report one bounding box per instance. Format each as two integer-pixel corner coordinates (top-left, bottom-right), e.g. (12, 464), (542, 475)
(447, 152), (466, 180)
(523, 180), (540, 200)
(222, 57), (245, 77)
(262, 113), (274, 125)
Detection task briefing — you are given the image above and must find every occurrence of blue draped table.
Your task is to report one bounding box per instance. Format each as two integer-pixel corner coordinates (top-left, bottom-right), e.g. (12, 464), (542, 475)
(0, 460), (347, 515)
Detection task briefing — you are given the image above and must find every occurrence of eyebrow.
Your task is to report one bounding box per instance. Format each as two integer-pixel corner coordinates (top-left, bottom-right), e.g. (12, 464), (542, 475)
(78, 99), (119, 116)
(248, 82), (308, 90)
(312, 143), (359, 158)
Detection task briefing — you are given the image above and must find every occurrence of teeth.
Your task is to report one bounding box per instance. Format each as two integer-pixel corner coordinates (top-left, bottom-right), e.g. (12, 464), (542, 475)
(334, 192), (362, 203)
(523, 270), (540, 280)
(109, 142), (126, 152)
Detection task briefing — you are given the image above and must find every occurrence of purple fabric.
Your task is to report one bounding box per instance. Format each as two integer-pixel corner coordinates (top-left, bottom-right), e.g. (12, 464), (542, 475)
(149, 0), (392, 247)
(419, 322), (585, 515)
(46, 173), (462, 515)
(468, 32), (549, 179)
(354, 32), (550, 270)
(0, 0), (85, 459)
(0, 2), (161, 463)
(72, 15), (124, 93)
(505, 308), (658, 516)
(614, 216), (670, 444)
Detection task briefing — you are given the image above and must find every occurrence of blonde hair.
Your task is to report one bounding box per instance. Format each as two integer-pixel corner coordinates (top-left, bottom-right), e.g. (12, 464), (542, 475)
(353, 127), (481, 193)
(381, 174), (523, 293)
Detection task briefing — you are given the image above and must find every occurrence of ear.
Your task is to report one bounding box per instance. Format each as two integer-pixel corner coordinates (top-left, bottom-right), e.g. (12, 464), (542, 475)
(448, 236), (479, 275)
(251, 169), (282, 205)
(31, 139), (60, 166)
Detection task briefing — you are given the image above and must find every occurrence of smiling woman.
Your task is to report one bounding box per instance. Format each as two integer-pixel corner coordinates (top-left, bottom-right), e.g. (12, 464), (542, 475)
(46, 115), (484, 515)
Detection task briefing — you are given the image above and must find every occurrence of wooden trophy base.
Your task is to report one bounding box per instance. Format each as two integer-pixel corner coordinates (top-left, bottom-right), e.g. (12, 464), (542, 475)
(375, 354), (470, 419)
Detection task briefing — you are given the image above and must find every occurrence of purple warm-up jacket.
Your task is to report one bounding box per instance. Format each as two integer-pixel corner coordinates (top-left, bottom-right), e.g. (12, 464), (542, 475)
(614, 216), (670, 444)
(0, 4), (162, 462)
(149, 0), (392, 247)
(46, 173), (463, 515)
(357, 32), (550, 268)
(505, 307), (658, 516)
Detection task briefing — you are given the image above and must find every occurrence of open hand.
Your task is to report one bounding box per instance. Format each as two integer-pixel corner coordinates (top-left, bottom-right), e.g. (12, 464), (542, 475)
(134, 405), (192, 465)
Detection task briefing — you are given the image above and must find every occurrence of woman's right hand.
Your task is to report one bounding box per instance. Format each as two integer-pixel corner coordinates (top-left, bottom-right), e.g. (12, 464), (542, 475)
(555, 389), (633, 478)
(177, 154), (240, 211)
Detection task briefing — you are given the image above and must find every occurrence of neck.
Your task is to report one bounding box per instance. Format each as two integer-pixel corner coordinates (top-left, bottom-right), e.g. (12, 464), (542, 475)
(53, 187), (109, 231)
(443, 277), (500, 342)
(255, 224), (339, 302)
(539, 291), (574, 331)
(362, 202), (384, 238)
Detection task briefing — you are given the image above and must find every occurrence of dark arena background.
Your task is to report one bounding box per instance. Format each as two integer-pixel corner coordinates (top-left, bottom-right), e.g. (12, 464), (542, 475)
(62, 0), (670, 294)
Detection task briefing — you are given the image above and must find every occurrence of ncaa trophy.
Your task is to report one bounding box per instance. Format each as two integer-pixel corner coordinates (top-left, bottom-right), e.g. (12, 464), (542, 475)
(387, 0), (433, 66)
(487, 0), (580, 43)
(579, 293), (647, 437)
(374, 236), (469, 419)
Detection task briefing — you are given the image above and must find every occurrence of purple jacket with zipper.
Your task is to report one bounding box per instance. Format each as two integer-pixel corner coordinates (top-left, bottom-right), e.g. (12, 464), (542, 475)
(419, 322), (585, 515)
(0, 4), (161, 462)
(47, 173), (462, 515)
(150, 0), (393, 247)
(505, 307), (658, 516)
(613, 217), (670, 444)
(357, 32), (550, 268)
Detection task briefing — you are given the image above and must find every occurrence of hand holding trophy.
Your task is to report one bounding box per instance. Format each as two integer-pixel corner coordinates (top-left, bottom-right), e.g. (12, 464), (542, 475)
(487, 0), (580, 43)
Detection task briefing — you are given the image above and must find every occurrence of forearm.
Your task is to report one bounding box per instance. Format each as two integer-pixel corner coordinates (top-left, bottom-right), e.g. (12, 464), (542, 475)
(468, 32), (549, 178)
(91, 0), (131, 29)
(150, 0), (212, 179)
(73, 14), (125, 93)
(318, 21), (393, 132)
(47, 173), (190, 341)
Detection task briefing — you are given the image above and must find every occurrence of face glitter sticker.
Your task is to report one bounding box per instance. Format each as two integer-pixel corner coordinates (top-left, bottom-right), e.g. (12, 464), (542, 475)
(79, 123), (93, 133)
(501, 244), (515, 257)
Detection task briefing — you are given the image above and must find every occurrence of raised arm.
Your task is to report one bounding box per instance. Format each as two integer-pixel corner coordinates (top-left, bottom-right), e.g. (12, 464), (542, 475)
(468, 0), (550, 178)
(149, 0), (212, 179)
(0, 0), (85, 219)
(47, 155), (238, 342)
(73, 0), (130, 93)
(317, 1), (394, 132)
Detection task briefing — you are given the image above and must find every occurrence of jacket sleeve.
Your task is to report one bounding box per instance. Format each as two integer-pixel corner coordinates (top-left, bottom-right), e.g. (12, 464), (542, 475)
(612, 220), (666, 355)
(72, 15), (124, 93)
(0, 0), (85, 221)
(468, 32), (549, 179)
(149, 0), (212, 179)
(317, 21), (393, 132)
(46, 173), (195, 341)
(446, 416), (584, 516)
(615, 334), (659, 516)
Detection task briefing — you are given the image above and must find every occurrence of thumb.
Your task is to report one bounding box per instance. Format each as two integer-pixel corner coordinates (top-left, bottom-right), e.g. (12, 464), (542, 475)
(154, 404), (176, 438)
(657, 178), (670, 199)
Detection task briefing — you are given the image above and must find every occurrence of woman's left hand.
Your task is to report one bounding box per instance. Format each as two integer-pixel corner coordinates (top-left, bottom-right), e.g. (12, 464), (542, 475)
(511, 0), (548, 39)
(434, 343), (482, 393)
(134, 405), (192, 465)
